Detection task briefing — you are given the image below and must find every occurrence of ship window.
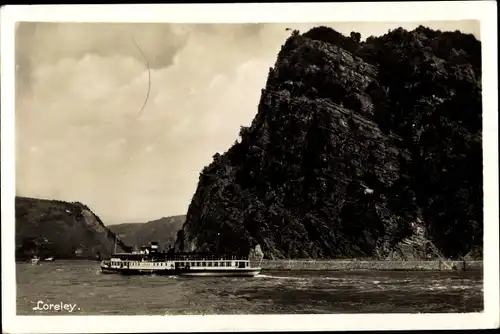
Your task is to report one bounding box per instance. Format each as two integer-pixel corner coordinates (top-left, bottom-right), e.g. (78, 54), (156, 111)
(214, 262), (219, 267)
(191, 262), (195, 266)
(226, 262), (231, 266)
(197, 262), (201, 266)
(202, 262), (206, 266)
(208, 262), (213, 267)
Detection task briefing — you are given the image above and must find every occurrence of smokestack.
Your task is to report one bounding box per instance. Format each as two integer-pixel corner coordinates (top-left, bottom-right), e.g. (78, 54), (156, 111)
(151, 241), (159, 252)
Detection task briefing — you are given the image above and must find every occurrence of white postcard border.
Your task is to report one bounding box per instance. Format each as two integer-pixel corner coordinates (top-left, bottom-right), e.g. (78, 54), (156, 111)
(1, 2), (498, 332)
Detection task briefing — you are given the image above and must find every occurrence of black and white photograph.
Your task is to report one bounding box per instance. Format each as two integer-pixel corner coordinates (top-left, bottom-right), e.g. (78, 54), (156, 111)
(1, 2), (498, 333)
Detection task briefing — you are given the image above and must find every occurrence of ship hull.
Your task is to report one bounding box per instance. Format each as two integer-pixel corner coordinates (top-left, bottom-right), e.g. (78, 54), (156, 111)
(100, 265), (260, 277)
(100, 266), (174, 276)
(178, 269), (261, 277)
(100, 266), (123, 274)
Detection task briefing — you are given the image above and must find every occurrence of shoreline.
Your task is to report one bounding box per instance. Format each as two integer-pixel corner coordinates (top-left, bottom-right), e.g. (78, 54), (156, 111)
(258, 259), (483, 271)
(16, 258), (483, 272)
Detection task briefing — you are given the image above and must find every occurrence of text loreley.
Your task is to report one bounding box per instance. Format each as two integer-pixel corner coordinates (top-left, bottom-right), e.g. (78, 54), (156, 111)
(32, 300), (80, 313)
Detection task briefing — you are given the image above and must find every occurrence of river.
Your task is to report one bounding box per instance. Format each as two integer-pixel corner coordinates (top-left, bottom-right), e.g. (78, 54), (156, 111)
(16, 260), (483, 315)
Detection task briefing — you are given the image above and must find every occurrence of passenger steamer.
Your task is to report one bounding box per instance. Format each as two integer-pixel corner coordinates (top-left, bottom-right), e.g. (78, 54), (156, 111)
(100, 242), (262, 277)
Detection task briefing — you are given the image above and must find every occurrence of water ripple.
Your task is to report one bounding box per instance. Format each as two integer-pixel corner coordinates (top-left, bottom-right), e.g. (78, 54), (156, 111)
(16, 261), (483, 315)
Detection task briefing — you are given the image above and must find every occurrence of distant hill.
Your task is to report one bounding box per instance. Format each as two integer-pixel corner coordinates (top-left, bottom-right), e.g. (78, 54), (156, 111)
(15, 196), (132, 260)
(109, 215), (185, 251)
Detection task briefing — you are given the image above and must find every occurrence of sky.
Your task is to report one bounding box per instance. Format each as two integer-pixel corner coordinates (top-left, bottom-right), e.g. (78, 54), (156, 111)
(15, 21), (480, 224)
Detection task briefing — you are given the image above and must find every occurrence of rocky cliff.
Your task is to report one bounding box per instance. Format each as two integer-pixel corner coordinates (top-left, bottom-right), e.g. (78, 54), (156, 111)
(109, 215), (185, 251)
(15, 196), (132, 260)
(174, 26), (482, 260)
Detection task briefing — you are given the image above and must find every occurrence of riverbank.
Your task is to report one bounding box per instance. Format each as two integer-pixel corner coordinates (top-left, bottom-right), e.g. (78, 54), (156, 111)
(16, 258), (483, 272)
(259, 259), (483, 271)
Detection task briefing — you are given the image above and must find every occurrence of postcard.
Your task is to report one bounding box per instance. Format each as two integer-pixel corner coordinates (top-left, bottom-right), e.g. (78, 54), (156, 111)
(1, 2), (498, 333)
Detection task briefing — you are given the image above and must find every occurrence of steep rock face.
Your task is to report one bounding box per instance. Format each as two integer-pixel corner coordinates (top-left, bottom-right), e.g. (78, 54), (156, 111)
(15, 196), (131, 260)
(109, 215), (185, 251)
(175, 26), (482, 260)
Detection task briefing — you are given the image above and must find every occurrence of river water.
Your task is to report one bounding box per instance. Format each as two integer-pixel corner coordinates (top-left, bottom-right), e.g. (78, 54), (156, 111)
(16, 260), (483, 315)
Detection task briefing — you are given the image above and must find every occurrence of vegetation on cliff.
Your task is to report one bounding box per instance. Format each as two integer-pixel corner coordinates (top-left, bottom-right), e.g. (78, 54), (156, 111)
(175, 26), (482, 260)
(15, 196), (132, 260)
(109, 215), (185, 251)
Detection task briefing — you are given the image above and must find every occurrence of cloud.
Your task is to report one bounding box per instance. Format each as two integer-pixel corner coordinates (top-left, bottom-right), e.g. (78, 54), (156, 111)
(15, 22), (287, 223)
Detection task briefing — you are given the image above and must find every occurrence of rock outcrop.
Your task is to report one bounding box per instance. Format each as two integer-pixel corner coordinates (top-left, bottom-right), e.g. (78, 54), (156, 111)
(15, 196), (131, 260)
(175, 26), (482, 260)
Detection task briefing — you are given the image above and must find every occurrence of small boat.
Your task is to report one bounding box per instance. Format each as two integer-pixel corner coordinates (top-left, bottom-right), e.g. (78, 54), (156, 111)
(44, 257), (55, 262)
(30, 256), (40, 266)
(100, 242), (262, 277)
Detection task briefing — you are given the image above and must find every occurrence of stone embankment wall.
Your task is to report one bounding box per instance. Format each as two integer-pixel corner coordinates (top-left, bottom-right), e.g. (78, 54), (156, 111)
(259, 259), (483, 271)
